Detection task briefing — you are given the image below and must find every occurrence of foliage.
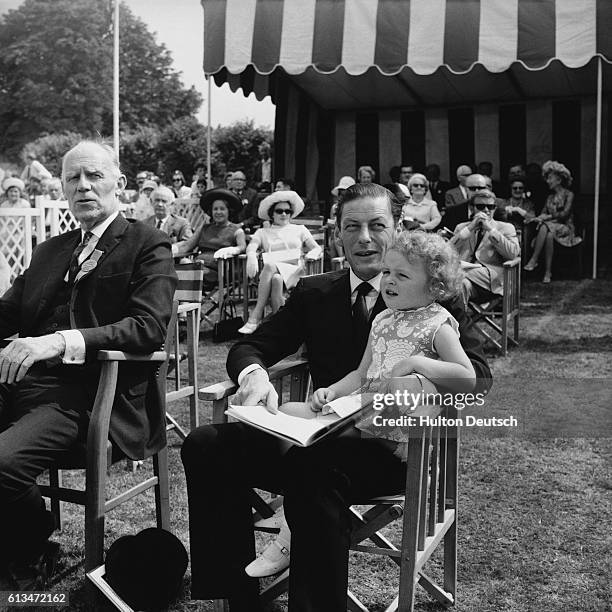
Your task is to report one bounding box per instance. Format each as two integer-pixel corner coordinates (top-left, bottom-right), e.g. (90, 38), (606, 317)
(0, 0), (201, 157)
(119, 125), (162, 185)
(213, 119), (273, 183)
(155, 116), (216, 186)
(22, 131), (83, 177)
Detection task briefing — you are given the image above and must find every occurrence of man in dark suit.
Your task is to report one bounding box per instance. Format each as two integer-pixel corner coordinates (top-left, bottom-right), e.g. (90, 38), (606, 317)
(182, 183), (491, 610)
(443, 173), (489, 231)
(0, 141), (177, 589)
(230, 170), (259, 231)
(144, 186), (193, 244)
(444, 164), (472, 212)
(425, 163), (451, 213)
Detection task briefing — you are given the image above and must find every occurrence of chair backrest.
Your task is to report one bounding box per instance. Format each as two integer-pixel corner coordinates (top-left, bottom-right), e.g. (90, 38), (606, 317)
(172, 198), (206, 233)
(0, 207), (45, 282)
(174, 261), (205, 304)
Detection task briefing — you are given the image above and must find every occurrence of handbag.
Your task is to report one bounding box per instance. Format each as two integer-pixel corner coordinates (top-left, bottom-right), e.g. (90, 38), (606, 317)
(212, 298), (244, 343)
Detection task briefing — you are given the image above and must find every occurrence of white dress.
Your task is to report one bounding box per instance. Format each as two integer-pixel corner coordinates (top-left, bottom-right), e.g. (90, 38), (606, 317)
(251, 223), (319, 288)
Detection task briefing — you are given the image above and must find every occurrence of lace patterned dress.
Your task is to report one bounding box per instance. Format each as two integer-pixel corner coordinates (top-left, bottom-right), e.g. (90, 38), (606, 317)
(355, 302), (459, 445)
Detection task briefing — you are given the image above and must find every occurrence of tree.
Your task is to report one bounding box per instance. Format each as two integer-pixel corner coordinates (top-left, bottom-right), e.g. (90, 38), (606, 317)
(24, 131), (83, 177)
(0, 0), (201, 157)
(213, 119), (273, 183)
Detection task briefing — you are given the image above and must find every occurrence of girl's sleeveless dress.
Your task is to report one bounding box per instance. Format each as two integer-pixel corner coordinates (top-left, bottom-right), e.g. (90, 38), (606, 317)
(355, 302), (459, 446)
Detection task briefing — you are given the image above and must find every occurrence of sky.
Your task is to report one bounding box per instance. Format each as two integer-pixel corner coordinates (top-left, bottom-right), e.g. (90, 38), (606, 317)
(0, 0), (276, 128)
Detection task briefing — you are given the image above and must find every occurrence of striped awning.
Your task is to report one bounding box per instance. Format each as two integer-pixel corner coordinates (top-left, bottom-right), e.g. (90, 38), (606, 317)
(203, 0), (612, 78)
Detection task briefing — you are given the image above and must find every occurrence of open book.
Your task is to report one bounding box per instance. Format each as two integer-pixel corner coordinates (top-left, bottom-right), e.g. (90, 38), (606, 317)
(226, 394), (370, 447)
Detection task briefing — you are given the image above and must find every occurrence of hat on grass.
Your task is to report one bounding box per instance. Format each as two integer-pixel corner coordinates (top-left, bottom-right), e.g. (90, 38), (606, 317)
(257, 190), (305, 220)
(104, 528), (188, 612)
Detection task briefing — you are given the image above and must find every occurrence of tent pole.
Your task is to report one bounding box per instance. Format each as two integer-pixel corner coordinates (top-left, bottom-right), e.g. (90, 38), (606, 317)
(592, 56), (602, 279)
(207, 77), (212, 188)
(113, 0), (120, 160)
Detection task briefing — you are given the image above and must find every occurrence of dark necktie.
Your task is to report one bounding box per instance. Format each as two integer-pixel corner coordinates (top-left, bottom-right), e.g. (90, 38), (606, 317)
(68, 231), (92, 284)
(353, 282), (372, 338)
(156, 218), (163, 230)
(472, 227), (485, 262)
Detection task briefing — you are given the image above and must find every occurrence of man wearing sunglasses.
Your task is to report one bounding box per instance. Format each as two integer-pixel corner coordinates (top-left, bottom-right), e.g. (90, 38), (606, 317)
(450, 189), (520, 307)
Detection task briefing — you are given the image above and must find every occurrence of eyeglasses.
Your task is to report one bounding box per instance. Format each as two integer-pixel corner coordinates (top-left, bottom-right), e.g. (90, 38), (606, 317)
(173, 178), (182, 182)
(467, 185), (487, 191)
(474, 203), (497, 210)
(411, 184), (427, 189)
(274, 208), (292, 215)
(512, 186), (525, 191)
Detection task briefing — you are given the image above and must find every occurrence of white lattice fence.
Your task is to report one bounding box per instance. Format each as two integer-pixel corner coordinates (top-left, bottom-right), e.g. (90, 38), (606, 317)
(172, 198), (206, 232)
(0, 208), (45, 282)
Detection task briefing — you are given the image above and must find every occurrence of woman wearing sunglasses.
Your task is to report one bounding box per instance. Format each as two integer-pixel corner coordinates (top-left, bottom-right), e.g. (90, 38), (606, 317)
(450, 190), (520, 307)
(239, 191), (322, 334)
(398, 173), (441, 231)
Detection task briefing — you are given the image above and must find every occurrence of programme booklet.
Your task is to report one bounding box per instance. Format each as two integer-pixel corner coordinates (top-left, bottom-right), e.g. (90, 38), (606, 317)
(226, 394), (371, 447)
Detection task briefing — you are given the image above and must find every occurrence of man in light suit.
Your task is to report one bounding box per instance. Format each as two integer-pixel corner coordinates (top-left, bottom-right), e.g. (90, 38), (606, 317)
(451, 189), (520, 306)
(182, 183), (492, 610)
(444, 164), (472, 211)
(0, 141), (177, 589)
(145, 186), (193, 244)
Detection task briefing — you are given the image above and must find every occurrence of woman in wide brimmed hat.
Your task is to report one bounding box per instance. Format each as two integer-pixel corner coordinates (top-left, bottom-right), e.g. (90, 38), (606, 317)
(524, 161), (581, 283)
(1, 177), (30, 208)
(173, 188), (246, 285)
(238, 190), (321, 334)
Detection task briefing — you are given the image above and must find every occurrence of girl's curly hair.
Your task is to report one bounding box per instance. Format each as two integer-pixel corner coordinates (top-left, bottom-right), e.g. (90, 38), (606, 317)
(389, 231), (463, 301)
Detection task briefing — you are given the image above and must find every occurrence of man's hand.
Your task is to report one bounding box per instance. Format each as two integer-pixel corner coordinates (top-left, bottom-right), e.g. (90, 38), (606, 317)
(0, 334), (65, 384)
(236, 368), (278, 414)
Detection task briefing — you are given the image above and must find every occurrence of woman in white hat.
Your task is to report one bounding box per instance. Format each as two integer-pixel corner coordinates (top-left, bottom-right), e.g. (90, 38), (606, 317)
(1, 177), (31, 208)
(239, 191), (322, 334)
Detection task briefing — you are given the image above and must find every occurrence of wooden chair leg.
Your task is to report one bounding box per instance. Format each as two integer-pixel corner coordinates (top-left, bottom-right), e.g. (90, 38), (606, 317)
(186, 309), (199, 431)
(153, 448), (170, 531)
(84, 463), (106, 571)
(48, 467), (63, 531)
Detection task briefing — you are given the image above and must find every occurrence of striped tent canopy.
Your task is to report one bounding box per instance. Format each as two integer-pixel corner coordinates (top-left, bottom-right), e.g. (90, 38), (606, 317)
(203, 0), (612, 108)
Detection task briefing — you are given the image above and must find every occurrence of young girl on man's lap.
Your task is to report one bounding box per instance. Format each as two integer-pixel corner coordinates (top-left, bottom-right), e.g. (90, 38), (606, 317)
(245, 231), (476, 577)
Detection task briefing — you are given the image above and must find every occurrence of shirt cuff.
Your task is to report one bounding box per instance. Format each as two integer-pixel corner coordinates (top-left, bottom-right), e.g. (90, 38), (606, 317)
(238, 363), (267, 385)
(57, 329), (86, 364)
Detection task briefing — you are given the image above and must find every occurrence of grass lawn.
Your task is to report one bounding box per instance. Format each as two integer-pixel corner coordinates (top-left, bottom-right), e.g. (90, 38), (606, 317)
(28, 279), (612, 612)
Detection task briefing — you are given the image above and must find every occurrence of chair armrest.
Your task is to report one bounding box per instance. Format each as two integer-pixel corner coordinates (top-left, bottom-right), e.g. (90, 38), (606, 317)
(96, 350), (168, 362)
(199, 357), (309, 401)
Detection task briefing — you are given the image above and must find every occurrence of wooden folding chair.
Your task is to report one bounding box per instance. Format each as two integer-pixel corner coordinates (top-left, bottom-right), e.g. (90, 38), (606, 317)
(167, 262), (204, 439)
(38, 302), (177, 571)
(468, 257), (521, 356)
(200, 363), (460, 612)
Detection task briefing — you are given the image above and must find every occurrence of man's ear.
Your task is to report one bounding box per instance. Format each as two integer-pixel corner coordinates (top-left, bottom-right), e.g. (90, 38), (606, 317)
(116, 174), (127, 194)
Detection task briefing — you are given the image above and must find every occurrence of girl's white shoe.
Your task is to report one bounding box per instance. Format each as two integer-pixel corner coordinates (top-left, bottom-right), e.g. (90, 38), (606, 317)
(238, 319), (260, 334)
(246, 512), (291, 577)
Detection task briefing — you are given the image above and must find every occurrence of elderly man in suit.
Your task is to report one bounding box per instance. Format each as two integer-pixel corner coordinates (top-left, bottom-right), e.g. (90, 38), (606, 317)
(451, 189), (520, 307)
(443, 173), (489, 231)
(145, 186), (193, 244)
(444, 164), (472, 211)
(0, 141), (177, 589)
(181, 183), (492, 611)
(230, 170), (259, 231)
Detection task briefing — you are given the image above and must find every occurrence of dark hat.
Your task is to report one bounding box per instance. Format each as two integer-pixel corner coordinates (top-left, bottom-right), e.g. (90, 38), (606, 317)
(104, 528), (188, 611)
(199, 187), (242, 217)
